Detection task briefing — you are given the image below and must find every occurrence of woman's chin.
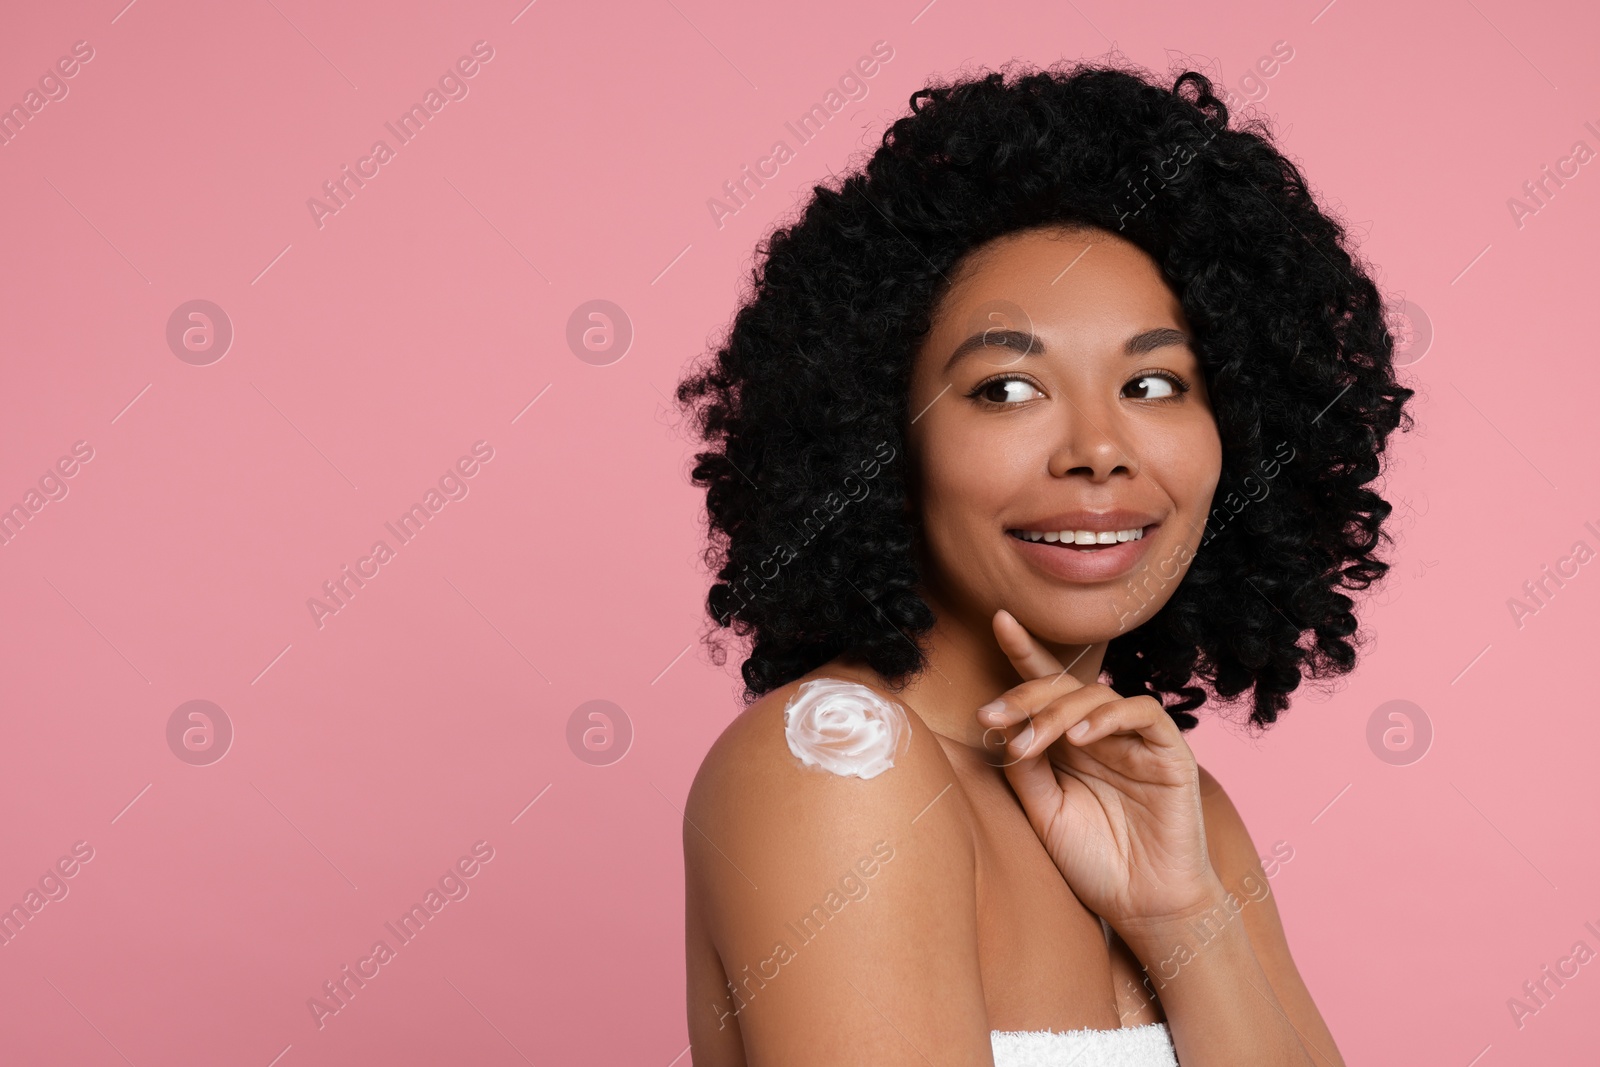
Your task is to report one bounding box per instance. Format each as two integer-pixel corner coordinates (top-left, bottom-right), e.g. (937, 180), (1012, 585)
(995, 603), (1133, 651)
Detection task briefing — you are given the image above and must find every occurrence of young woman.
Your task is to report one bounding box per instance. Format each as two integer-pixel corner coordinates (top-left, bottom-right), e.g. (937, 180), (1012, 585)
(675, 59), (1412, 1066)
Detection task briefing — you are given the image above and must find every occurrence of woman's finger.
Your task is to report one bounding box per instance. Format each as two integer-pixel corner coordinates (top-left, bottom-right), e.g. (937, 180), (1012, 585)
(978, 675), (1109, 727)
(992, 609), (1071, 682)
(977, 678), (1079, 760)
(1000, 716), (1080, 818)
(1061, 694), (1186, 755)
(981, 685), (1123, 768)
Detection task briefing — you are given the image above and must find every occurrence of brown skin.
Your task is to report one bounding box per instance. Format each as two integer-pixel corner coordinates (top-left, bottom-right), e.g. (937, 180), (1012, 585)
(683, 226), (1345, 1066)
(898, 223), (1222, 739)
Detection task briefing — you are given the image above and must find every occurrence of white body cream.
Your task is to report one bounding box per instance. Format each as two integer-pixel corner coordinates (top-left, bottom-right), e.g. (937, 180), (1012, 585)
(782, 678), (911, 780)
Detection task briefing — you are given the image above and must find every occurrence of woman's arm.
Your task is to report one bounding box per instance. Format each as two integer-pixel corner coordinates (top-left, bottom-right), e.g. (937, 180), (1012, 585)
(1115, 765), (1345, 1067)
(978, 608), (1339, 1066)
(683, 696), (995, 1066)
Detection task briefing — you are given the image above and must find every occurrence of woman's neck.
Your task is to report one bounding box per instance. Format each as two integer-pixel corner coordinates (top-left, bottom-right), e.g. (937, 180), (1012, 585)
(830, 585), (1108, 750)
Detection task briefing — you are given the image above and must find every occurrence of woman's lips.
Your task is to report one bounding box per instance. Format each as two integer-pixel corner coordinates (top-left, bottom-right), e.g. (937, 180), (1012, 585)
(1004, 524), (1160, 582)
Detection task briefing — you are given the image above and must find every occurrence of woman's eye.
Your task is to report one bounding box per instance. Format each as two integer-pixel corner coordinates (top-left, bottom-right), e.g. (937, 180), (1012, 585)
(971, 377), (1044, 404)
(1123, 373), (1186, 400)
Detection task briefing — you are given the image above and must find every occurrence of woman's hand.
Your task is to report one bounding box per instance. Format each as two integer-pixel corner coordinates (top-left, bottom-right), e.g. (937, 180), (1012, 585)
(977, 608), (1225, 935)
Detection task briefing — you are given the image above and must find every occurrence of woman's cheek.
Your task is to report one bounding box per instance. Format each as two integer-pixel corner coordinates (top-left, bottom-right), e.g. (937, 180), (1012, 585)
(1171, 425), (1224, 511)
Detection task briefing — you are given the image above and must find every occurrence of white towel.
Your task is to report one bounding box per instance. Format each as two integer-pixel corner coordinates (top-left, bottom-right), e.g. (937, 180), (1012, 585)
(990, 1022), (1179, 1067)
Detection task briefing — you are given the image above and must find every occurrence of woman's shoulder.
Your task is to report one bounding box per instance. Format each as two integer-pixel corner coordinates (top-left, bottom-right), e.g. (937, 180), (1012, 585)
(681, 666), (994, 1062)
(688, 665), (960, 796)
(683, 665), (974, 889)
(1191, 762), (1269, 881)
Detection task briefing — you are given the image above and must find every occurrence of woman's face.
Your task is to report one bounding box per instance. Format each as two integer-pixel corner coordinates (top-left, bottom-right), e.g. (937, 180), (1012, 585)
(905, 225), (1223, 646)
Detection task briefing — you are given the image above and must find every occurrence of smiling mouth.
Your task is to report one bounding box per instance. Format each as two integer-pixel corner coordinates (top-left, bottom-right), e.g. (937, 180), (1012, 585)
(1005, 525), (1156, 550)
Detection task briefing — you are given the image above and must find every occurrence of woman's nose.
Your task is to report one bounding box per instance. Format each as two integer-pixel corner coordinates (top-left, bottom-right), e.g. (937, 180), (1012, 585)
(1046, 398), (1139, 481)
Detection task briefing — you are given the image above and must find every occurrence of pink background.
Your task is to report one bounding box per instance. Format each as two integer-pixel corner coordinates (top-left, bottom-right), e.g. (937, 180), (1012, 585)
(1, 0), (1596, 1063)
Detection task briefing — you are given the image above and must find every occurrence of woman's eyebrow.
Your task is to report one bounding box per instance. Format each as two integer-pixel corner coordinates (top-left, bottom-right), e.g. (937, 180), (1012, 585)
(942, 325), (1191, 374)
(1124, 326), (1191, 356)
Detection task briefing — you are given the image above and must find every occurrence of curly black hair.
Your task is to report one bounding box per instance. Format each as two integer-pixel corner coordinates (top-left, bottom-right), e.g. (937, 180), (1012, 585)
(675, 56), (1415, 730)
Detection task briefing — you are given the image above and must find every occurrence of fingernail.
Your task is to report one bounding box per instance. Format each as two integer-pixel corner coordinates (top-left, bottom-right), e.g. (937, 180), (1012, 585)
(978, 699), (1005, 719)
(1067, 720), (1092, 740)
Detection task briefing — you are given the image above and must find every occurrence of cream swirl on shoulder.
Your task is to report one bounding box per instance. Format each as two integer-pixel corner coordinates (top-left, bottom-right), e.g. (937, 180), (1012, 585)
(782, 678), (911, 780)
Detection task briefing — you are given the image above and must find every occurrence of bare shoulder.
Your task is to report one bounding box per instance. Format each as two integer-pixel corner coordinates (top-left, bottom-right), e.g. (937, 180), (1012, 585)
(684, 670), (975, 893)
(1195, 762), (1256, 870)
(1193, 761), (1347, 1067)
(683, 670), (992, 1064)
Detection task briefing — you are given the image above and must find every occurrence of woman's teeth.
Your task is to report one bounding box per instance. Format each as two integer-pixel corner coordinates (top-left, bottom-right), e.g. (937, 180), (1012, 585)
(1011, 528), (1145, 545)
